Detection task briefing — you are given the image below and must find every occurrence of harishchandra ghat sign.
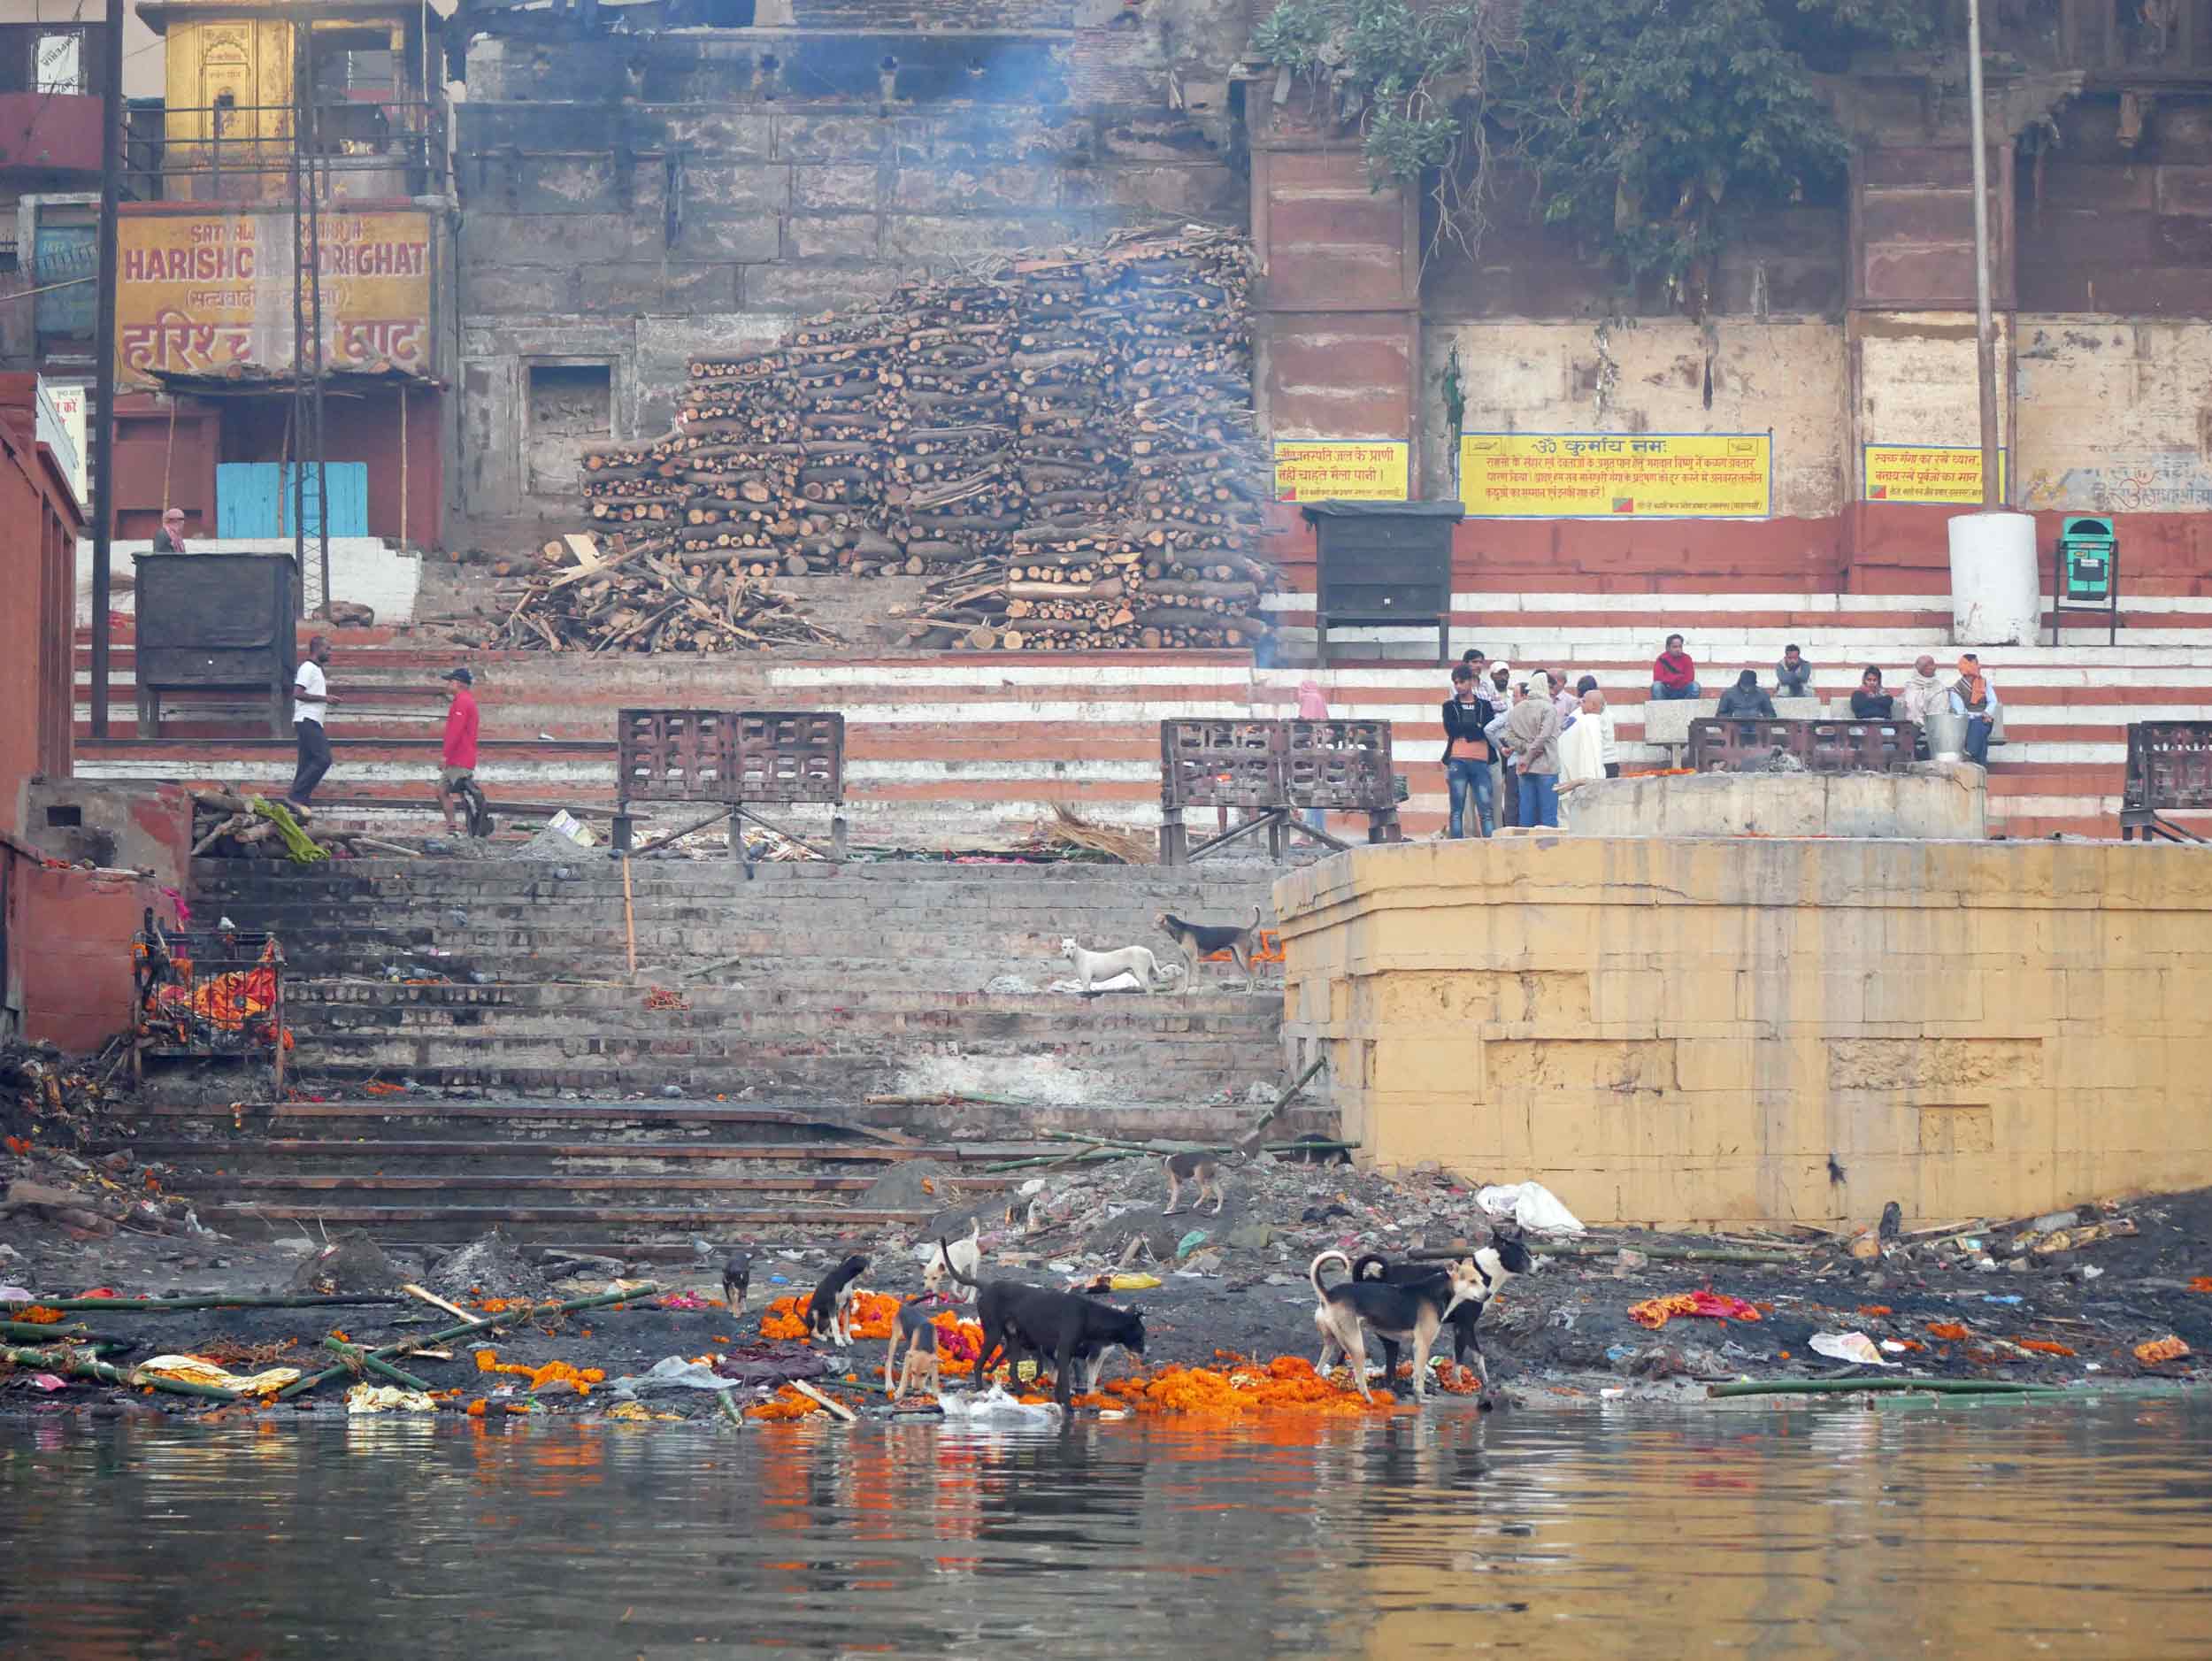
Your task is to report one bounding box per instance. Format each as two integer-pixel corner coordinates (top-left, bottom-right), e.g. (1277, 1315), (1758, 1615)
(116, 209), (432, 384)
(1459, 433), (1771, 518)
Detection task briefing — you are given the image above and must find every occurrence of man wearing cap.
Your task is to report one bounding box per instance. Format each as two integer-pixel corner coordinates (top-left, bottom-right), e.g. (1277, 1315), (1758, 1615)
(1487, 660), (1517, 828)
(153, 506), (192, 553)
(434, 667), (481, 834)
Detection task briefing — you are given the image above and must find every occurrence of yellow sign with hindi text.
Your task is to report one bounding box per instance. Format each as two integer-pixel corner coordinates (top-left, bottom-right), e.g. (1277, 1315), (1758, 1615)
(116, 207), (434, 385)
(1457, 433), (1770, 519)
(1272, 440), (1410, 503)
(1863, 443), (2008, 506)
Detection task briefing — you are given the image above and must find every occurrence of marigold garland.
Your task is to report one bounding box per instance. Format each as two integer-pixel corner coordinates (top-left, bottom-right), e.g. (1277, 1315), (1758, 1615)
(13, 1305), (65, 1325)
(473, 1348), (607, 1394)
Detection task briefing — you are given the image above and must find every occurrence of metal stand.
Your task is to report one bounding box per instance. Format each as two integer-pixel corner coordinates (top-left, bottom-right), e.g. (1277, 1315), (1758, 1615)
(2048, 537), (2121, 646)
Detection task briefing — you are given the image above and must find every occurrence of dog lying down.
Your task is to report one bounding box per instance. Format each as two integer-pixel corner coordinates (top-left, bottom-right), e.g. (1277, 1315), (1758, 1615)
(1060, 938), (1171, 995)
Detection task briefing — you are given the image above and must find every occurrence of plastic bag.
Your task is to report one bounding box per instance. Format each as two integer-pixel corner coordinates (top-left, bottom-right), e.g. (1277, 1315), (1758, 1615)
(1475, 1180), (1586, 1235)
(1809, 1331), (1898, 1368)
(346, 1383), (437, 1414)
(938, 1385), (1062, 1424)
(612, 1355), (743, 1396)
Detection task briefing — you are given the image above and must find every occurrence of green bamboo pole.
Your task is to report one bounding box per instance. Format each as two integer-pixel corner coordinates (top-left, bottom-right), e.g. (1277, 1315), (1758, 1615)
(17, 1294), (406, 1312)
(716, 1388), (746, 1428)
(1, 1320), (97, 1343)
(1708, 1377), (2065, 1400)
(3, 1343), (242, 1403)
(321, 1338), (435, 1394)
(276, 1281), (660, 1400)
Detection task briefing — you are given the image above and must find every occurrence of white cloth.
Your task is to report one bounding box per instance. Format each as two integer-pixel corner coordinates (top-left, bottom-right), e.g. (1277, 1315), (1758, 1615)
(1899, 673), (1946, 727)
(293, 658), (326, 726)
(1558, 714), (1607, 787)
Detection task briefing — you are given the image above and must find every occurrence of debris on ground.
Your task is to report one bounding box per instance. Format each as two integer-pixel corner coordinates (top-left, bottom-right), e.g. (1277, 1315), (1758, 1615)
(422, 1231), (551, 1303)
(288, 1231), (401, 1296)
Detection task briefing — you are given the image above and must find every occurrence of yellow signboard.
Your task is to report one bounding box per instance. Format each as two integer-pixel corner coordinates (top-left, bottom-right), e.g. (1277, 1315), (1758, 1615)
(1863, 444), (2008, 506)
(117, 208), (434, 384)
(1273, 440), (1410, 503)
(1458, 433), (1770, 519)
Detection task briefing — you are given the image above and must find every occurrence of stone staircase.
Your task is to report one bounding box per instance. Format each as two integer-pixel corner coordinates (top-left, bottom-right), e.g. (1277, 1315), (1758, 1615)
(75, 583), (2212, 841)
(189, 856), (1290, 1103)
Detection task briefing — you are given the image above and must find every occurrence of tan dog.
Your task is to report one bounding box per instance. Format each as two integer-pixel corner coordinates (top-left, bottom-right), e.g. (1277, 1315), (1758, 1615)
(1309, 1249), (1486, 1403)
(1161, 1150), (1224, 1217)
(884, 1295), (944, 1401)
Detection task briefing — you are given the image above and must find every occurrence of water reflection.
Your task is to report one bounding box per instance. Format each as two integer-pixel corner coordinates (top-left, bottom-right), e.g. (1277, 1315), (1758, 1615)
(4, 1396), (2210, 1657)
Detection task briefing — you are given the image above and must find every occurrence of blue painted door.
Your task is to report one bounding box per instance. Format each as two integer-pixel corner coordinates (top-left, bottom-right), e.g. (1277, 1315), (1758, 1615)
(216, 462), (371, 538)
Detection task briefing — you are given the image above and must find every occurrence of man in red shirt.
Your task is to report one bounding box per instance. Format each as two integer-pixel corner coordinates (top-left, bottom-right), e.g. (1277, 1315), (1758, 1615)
(1649, 633), (1701, 702)
(434, 666), (481, 834)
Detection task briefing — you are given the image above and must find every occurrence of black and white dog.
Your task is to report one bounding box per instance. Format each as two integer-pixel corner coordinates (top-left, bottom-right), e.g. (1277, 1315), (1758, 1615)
(1310, 1249), (1487, 1403)
(1349, 1227), (1531, 1386)
(802, 1253), (869, 1347)
(1156, 905), (1263, 994)
(720, 1250), (753, 1319)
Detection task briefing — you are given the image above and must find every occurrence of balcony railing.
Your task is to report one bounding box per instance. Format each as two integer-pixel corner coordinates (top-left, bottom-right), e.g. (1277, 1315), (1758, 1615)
(124, 99), (447, 202)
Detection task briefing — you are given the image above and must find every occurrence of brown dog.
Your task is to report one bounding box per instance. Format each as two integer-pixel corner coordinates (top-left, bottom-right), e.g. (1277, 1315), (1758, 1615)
(1161, 1150), (1224, 1216)
(884, 1294), (943, 1400)
(1155, 905), (1262, 994)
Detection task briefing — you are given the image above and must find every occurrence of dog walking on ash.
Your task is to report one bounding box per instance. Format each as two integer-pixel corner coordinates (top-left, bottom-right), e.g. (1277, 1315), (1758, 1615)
(1160, 1150), (1225, 1217)
(1156, 905), (1263, 993)
(720, 1250), (753, 1319)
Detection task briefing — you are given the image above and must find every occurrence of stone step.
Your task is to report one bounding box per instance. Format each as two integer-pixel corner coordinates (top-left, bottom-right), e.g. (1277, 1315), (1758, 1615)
(198, 1203), (935, 1243)
(124, 1136), (1047, 1168)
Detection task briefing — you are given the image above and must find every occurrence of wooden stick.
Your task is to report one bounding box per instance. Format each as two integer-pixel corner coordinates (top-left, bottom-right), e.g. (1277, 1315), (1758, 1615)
(791, 1377), (857, 1423)
(621, 853), (637, 976)
(400, 1282), (474, 1323)
(1237, 1052), (1329, 1153)
(16, 1293), (407, 1312)
(276, 1282), (660, 1400)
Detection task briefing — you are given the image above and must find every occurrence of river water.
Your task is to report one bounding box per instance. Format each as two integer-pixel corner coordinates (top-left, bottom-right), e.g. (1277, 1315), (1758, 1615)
(4, 1394), (2208, 1657)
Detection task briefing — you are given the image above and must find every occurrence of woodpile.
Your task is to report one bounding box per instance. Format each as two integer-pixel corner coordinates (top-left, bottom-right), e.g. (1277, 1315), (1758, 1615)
(494, 223), (1271, 656)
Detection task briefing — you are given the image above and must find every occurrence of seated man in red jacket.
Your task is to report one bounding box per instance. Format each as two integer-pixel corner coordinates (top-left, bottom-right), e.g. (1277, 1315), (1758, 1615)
(1650, 634), (1701, 701)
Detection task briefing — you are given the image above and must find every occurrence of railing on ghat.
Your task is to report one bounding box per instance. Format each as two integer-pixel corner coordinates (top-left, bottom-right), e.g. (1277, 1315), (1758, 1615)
(1158, 719), (1403, 865)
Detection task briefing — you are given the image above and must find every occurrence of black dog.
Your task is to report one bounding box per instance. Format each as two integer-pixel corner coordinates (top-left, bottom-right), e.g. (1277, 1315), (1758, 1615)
(720, 1250), (752, 1319)
(944, 1244), (1145, 1409)
(1156, 904), (1262, 994)
(803, 1253), (869, 1347)
(1350, 1229), (1531, 1382)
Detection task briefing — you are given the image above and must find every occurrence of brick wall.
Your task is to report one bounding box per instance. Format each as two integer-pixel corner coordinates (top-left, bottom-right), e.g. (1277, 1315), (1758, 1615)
(3, 844), (149, 1053)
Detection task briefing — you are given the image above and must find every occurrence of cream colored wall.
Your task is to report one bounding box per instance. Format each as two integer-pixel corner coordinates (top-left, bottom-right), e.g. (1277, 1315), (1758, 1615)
(1427, 319), (1848, 517)
(2015, 317), (2212, 514)
(1274, 835), (2212, 1227)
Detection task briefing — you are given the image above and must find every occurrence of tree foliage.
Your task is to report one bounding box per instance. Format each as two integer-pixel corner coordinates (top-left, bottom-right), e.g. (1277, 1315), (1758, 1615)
(1254, 0), (1944, 309)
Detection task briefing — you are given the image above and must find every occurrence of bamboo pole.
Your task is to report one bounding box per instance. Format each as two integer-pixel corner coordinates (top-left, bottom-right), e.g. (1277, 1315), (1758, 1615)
(621, 853), (638, 976)
(322, 1337), (437, 1394)
(16, 1294), (408, 1312)
(276, 1281), (659, 1400)
(3, 1343), (242, 1403)
(0, 1320), (98, 1343)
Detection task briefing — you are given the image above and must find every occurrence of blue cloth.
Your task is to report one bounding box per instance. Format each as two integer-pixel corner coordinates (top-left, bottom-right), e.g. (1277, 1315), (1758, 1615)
(1649, 681), (1702, 701)
(1447, 757), (1494, 838)
(1962, 719), (1992, 765)
(1302, 807), (1325, 833)
(1517, 770), (1559, 828)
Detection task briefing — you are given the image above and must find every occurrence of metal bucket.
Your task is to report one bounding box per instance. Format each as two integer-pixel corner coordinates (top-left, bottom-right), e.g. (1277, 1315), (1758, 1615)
(1924, 709), (1968, 761)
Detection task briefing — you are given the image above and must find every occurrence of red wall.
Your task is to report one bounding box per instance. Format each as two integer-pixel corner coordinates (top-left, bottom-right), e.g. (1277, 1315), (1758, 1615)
(219, 383), (444, 548)
(0, 374), (87, 836)
(3, 844), (150, 1055)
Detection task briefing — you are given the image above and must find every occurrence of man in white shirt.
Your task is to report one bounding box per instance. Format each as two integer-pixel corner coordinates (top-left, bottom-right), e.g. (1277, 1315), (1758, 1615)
(286, 634), (338, 811)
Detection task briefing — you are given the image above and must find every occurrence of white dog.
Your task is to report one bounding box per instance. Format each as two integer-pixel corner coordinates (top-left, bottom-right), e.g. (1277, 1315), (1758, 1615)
(1062, 937), (1164, 994)
(922, 1219), (984, 1303)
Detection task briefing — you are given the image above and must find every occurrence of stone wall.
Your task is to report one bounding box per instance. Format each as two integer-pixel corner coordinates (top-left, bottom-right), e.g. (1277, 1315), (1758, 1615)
(452, 10), (1246, 530)
(1273, 834), (2212, 1227)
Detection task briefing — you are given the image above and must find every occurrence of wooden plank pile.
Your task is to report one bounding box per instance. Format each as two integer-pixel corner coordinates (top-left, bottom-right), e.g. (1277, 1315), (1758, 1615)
(494, 223), (1270, 656)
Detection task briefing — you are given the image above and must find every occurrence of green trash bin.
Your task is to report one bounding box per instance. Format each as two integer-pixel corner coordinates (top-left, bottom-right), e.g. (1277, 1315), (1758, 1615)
(2058, 516), (2115, 602)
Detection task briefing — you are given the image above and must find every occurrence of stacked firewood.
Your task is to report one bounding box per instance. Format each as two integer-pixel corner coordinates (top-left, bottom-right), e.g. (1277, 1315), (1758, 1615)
(499, 223), (1269, 654)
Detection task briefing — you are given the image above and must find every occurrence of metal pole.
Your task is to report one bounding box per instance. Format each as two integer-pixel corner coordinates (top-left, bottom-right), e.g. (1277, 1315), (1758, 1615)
(88, 0), (127, 738)
(1966, 0), (2000, 509)
(290, 28), (307, 599)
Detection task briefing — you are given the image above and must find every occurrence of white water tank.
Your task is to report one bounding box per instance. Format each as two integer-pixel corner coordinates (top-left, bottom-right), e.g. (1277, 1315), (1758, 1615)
(1947, 511), (2039, 645)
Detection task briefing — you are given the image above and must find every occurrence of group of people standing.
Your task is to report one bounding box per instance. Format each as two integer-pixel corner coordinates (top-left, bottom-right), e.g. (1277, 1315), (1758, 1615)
(1440, 650), (1618, 836)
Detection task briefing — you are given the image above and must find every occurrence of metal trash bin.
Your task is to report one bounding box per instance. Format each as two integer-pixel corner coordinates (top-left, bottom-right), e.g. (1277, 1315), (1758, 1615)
(1924, 710), (1968, 761)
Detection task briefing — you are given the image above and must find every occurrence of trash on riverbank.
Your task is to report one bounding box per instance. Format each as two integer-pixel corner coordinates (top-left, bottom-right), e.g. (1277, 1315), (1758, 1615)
(1629, 1292), (1763, 1330)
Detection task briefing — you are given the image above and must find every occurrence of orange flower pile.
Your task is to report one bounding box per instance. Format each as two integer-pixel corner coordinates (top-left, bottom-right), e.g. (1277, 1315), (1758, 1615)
(2188, 1277), (2212, 1294)
(1628, 1292), (1762, 1330)
(1111, 1356), (1395, 1417)
(746, 1386), (826, 1420)
(757, 1292), (987, 1366)
(2134, 1335), (2191, 1366)
(473, 1349), (607, 1395)
(12, 1305), (66, 1325)
(2016, 1339), (2077, 1357)
(1925, 1321), (1970, 1342)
